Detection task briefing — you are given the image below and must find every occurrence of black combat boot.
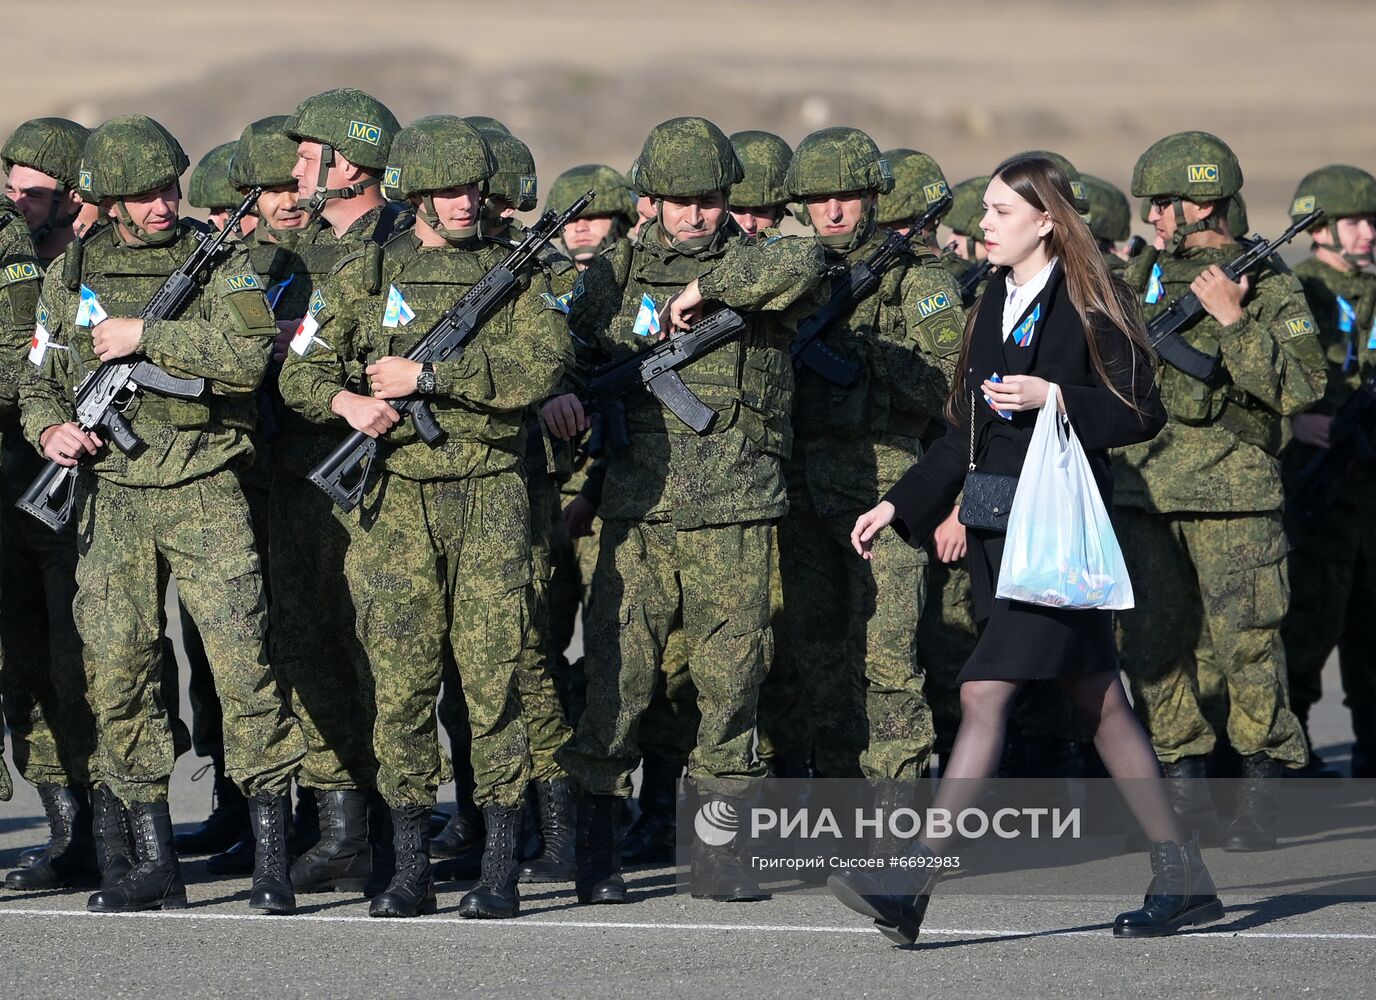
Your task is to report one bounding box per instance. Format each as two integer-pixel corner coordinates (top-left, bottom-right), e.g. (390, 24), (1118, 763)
(290, 790), (371, 893)
(518, 778), (578, 883)
(1126, 755), (1217, 851)
(87, 800), (187, 912)
(1224, 753), (1283, 852)
(368, 805), (436, 918)
(248, 792), (295, 915)
(13, 844), (44, 869)
(91, 784), (135, 890)
(458, 803), (523, 918)
(828, 842), (942, 945)
(574, 792), (626, 904)
(173, 757), (249, 856)
(431, 794), (485, 859)
(204, 831), (255, 876)
(364, 791), (396, 896)
(689, 794), (769, 903)
(1352, 712), (1376, 780)
(5, 784), (99, 889)
(1113, 833), (1224, 936)
(621, 755), (679, 865)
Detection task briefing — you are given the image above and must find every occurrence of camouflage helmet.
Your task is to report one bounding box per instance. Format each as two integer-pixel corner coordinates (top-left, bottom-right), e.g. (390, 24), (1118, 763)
(1139, 196), (1151, 224)
(188, 142), (240, 210)
(546, 164), (634, 221)
(84, 114), (190, 201)
(283, 88), (398, 171)
(1289, 164), (1376, 223)
(473, 126), (537, 212)
(2, 117), (90, 189)
(1228, 192), (1249, 236)
(1011, 150), (1090, 216)
(463, 116), (510, 136)
(386, 115), (495, 200)
(1131, 131), (1242, 201)
(228, 116), (297, 191)
(1081, 173), (1130, 243)
(876, 148), (950, 226)
(633, 117), (743, 199)
(729, 130), (793, 209)
(946, 176), (991, 237)
(785, 127), (894, 199)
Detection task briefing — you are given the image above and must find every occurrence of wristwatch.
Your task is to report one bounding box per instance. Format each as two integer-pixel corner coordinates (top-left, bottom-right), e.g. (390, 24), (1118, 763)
(416, 362), (436, 395)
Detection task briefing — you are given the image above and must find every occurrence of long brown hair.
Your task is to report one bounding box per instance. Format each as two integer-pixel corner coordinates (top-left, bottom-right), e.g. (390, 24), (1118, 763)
(944, 155), (1155, 423)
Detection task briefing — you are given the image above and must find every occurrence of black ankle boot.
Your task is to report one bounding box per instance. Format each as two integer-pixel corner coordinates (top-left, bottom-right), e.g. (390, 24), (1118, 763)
(174, 758), (249, 856)
(828, 842), (941, 945)
(1224, 753), (1283, 852)
(368, 805), (436, 918)
(431, 794), (484, 859)
(5, 784), (98, 889)
(459, 803), (523, 918)
(1113, 833), (1224, 936)
(248, 792), (295, 915)
(91, 784), (135, 890)
(1126, 755), (1217, 851)
(690, 839), (769, 903)
(290, 790), (370, 894)
(518, 778), (577, 883)
(621, 756), (680, 865)
(575, 792), (626, 904)
(204, 831), (256, 876)
(364, 792), (396, 896)
(87, 800), (187, 912)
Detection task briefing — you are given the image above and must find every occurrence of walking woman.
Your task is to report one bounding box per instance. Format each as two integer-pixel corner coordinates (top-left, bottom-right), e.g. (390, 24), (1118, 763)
(828, 155), (1224, 944)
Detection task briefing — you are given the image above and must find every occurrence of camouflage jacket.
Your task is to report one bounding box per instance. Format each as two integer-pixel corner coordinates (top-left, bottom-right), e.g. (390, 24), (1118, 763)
(19, 220), (276, 488)
(565, 220), (825, 528)
(0, 198), (43, 420)
(787, 228), (962, 517)
(278, 230), (568, 484)
(1114, 243), (1327, 513)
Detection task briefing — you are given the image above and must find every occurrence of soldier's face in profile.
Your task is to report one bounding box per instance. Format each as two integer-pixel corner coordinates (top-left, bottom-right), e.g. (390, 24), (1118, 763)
(730, 205), (785, 237)
(1147, 196), (1210, 246)
(292, 140), (325, 200)
(258, 185), (305, 231)
(1334, 216), (1376, 258)
(979, 175), (1050, 268)
(803, 191), (868, 238)
(659, 192), (728, 241)
(5, 164), (75, 235)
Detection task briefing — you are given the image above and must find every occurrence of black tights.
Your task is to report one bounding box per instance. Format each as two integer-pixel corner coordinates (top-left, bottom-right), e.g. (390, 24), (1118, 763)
(923, 671), (1183, 854)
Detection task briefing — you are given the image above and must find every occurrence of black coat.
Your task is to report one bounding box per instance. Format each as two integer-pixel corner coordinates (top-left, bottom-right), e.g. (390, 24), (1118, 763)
(885, 260), (1167, 680)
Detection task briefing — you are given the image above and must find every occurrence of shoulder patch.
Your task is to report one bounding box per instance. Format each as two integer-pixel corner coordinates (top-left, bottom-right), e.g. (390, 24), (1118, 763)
(3, 261), (39, 284)
(541, 291), (573, 314)
(1285, 316), (1315, 338)
(934, 326), (962, 348)
(571, 275), (586, 301)
(308, 288), (326, 316)
(223, 273), (262, 293)
(916, 291), (953, 318)
(36, 297), (49, 328)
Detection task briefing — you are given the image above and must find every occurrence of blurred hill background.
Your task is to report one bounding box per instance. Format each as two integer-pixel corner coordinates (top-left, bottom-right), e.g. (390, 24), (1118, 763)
(8, 0), (1375, 243)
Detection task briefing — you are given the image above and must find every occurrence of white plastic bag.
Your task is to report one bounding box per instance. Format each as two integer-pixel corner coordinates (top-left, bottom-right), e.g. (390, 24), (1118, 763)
(994, 384), (1134, 610)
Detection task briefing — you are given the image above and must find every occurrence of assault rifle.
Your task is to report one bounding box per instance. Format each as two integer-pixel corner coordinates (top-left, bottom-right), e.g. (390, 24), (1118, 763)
(17, 187), (263, 531)
(957, 259), (993, 305)
(310, 190), (595, 513)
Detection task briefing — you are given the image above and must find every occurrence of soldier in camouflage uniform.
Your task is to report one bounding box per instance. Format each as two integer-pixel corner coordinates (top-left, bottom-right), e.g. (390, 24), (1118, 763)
(544, 116), (826, 904)
(280, 115), (568, 920)
(553, 164), (635, 269)
(188, 141), (251, 237)
(1115, 131), (1327, 851)
(943, 175), (993, 306)
(19, 114), (305, 913)
(727, 130), (793, 238)
(0, 119), (100, 891)
(775, 127), (958, 788)
(1280, 165), (1376, 779)
(1083, 173), (1133, 266)
(876, 148), (951, 242)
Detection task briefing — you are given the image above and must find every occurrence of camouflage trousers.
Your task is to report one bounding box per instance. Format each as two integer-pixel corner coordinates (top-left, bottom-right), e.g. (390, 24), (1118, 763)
(1282, 497), (1376, 719)
(752, 532), (807, 771)
(347, 472), (532, 810)
(270, 472), (376, 791)
(557, 519), (773, 798)
(74, 471), (304, 803)
(0, 490), (92, 787)
(776, 504), (934, 783)
(546, 489), (599, 724)
(439, 474), (570, 786)
(1116, 507), (1306, 767)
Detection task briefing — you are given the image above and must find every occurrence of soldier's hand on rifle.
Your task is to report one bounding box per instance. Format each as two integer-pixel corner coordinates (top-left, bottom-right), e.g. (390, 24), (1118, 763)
(330, 390), (401, 438)
(542, 393), (588, 440)
(1192, 266), (1248, 327)
(91, 317), (144, 361)
(1291, 412), (1332, 450)
(666, 279), (704, 334)
(365, 357), (421, 399)
(40, 422), (103, 467)
(563, 494), (597, 538)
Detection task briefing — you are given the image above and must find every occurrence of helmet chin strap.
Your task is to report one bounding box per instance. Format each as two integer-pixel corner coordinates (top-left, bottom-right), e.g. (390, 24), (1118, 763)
(304, 143), (379, 218)
(655, 198), (726, 256)
(817, 199), (876, 253)
(114, 200), (177, 247)
(418, 195), (481, 247)
(30, 185), (80, 243)
(1166, 196), (1223, 255)
(1312, 223), (1374, 270)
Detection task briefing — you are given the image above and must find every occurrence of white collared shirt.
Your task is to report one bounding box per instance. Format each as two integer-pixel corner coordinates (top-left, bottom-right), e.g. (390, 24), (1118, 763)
(1002, 256), (1059, 340)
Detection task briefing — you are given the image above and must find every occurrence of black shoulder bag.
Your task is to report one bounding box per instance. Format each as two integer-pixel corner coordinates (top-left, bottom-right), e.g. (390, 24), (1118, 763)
(957, 391), (1018, 533)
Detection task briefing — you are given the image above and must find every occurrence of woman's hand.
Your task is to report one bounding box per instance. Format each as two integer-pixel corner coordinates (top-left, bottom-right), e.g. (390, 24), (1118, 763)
(851, 501), (896, 560)
(932, 507), (967, 563)
(981, 375), (1062, 413)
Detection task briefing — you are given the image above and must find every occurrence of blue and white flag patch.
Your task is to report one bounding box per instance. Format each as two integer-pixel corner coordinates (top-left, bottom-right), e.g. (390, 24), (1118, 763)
(631, 292), (660, 337)
(1011, 302), (1041, 348)
(382, 284), (415, 328)
(1144, 263), (1164, 305)
(75, 285), (108, 328)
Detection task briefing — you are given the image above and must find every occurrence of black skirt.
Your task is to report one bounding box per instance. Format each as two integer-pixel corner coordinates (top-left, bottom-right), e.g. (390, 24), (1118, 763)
(957, 529), (1119, 682)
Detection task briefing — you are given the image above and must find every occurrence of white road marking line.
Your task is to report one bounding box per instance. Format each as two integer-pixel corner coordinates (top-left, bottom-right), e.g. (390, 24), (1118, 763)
(0, 908), (1372, 941)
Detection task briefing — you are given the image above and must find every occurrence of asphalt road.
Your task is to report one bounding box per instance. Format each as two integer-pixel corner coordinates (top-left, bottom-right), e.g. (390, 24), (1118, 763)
(1, 658), (1370, 1000)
